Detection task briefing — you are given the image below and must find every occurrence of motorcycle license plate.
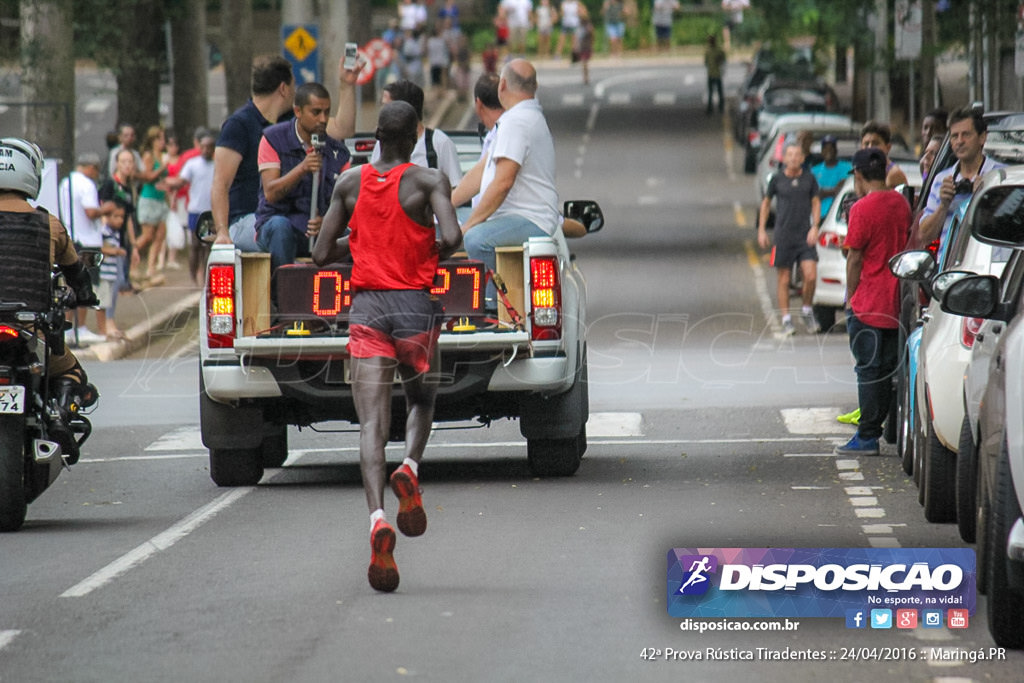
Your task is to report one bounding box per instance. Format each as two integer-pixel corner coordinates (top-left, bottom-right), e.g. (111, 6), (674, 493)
(0, 385), (25, 414)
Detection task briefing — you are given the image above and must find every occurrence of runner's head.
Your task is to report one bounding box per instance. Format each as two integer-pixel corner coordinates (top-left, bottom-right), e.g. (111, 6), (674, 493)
(376, 101), (419, 157)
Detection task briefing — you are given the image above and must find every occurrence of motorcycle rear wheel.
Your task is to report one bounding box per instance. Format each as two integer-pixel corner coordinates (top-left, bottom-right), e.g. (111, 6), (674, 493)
(0, 415), (28, 532)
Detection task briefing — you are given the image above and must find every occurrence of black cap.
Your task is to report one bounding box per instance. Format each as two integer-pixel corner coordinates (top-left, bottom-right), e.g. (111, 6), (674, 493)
(850, 147), (887, 174)
(820, 134), (838, 146)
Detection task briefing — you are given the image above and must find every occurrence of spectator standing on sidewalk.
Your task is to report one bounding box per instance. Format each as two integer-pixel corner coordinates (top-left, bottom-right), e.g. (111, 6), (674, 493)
(859, 120), (908, 189)
(652, 0), (680, 52)
(757, 143), (821, 336)
(603, 0), (626, 58)
(97, 204), (128, 341)
(167, 131), (217, 284)
(834, 148), (912, 456)
(502, 0), (534, 56)
(576, 9), (594, 85)
(105, 123), (143, 184)
(919, 108), (947, 154)
(99, 149), (139, 295)
(704, 34), (726, 115)
(135, 125), (170, 286)
(59, 152), (110, 345)
(536, 0), (557, 58)
(426, 22), (451, 92)
(555, 0), (581, 59)
(811, 135), (852, 219)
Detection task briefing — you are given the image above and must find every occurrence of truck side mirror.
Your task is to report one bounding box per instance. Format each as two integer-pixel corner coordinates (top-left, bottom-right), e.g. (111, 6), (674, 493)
(563, 200), (604, 235)
(195, 211), (216, 243)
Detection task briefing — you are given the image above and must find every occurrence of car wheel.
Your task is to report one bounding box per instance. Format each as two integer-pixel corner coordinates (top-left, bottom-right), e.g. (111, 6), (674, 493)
(976, 458), (990, 595)
(914, 385), (925, 498)
(883, 380), (897, 445)
(985, 440), (1024, 648)
(922, 415), (957, 523)
(956, 414), (978, 543)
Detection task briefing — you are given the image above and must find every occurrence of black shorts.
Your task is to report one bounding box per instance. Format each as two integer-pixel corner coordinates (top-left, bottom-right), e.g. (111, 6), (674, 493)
(770, 242), (818, 269)
(348, 290), (443, 373)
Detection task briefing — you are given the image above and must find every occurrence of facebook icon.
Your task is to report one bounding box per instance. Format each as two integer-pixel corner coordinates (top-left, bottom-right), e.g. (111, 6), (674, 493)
(845, 609), (866, 629)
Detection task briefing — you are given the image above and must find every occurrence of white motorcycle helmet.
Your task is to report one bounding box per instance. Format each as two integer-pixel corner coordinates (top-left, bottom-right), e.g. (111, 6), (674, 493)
(0, 137), (45, 200)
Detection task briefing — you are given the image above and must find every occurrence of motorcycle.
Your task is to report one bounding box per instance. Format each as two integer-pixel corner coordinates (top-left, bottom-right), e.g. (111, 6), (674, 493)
(0, 250), (102, 532)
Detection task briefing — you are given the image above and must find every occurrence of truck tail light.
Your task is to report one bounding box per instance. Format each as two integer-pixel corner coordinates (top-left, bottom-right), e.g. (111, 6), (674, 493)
(961, 317), (984, 349)
(0, 325), (19, 343)
(207, 264), (236, 349)
(530, 256), (561, 341)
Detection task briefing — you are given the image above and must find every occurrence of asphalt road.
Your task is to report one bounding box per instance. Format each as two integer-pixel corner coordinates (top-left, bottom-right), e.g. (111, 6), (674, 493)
(1, 60), (1020, 682)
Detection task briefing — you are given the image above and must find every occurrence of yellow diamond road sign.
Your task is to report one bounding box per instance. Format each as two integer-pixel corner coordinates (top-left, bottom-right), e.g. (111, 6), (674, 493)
(285, 26), (316, 62)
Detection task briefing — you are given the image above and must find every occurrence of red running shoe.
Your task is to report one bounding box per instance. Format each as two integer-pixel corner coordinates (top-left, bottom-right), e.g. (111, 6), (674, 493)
(390, 464), (427, 537)
(368, 519), (399, 592)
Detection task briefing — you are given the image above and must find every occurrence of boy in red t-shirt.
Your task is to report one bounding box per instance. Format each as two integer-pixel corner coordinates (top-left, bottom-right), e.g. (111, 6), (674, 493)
(836, 147), (912, 456)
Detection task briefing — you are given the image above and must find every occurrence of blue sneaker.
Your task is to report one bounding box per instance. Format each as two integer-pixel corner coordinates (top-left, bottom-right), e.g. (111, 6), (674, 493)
(834, 434), (879, 456)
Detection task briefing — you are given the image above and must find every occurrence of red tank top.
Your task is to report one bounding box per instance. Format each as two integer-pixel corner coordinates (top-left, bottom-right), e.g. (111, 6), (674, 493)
(349, 162), (438, 291)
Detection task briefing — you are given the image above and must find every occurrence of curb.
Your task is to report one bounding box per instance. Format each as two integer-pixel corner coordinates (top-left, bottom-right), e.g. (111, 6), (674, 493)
(75, 290), (203, 362)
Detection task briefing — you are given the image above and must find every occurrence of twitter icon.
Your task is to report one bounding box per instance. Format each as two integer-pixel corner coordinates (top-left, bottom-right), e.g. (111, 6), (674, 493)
(870, 609), (893, 629)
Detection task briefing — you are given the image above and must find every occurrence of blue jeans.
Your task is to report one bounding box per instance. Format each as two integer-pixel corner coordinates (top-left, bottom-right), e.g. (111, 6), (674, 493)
(462, 214), (547, 310)
(228, 213), (261, 253)
(846, 311), (899, 441)
(255, 215), (309, 272)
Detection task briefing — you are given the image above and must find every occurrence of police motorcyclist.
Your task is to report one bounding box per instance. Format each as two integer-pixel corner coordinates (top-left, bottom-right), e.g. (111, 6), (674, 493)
(0, 138), (100, 457)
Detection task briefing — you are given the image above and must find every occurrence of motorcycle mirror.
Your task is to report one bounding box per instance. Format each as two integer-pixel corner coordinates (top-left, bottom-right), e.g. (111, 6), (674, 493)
(78, 249), (104, 269)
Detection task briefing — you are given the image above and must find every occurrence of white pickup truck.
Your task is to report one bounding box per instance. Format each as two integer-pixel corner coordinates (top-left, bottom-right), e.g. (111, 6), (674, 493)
(197, 189), (603, 486)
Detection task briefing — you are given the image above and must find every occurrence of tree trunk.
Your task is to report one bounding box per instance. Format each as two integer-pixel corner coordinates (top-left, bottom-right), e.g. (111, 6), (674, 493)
(19, 0), (74, 168)
(169, 0), (208, 141)
(115, 0), (164, 135)
(221, 0), (254, 114)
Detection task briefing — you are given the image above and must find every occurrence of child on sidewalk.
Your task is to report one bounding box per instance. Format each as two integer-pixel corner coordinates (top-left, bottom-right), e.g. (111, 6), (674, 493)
(97, 204), (129, 341)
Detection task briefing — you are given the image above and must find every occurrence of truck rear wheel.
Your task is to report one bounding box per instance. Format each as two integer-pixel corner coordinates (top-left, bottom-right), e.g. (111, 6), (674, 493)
(210, 447), (264, 487)
(527, 425), (585, 477)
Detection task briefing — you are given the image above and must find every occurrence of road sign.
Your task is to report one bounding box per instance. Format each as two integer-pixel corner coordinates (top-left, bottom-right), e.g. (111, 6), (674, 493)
(282, 24), (320, 86)
(364, 38), (393, 69)
(355, 49), (375, 86)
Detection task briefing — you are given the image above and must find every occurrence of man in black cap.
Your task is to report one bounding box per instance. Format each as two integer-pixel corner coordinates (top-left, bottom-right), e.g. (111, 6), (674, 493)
(834, 147), (912, 456)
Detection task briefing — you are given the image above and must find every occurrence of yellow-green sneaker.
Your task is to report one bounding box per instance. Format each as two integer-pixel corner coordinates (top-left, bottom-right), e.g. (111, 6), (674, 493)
(837, 408), (860, 426)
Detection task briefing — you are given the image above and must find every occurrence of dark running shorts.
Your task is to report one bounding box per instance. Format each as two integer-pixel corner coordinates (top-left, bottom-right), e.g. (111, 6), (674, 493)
(348, 290), (443, 374)
(771, 242), (818, 269)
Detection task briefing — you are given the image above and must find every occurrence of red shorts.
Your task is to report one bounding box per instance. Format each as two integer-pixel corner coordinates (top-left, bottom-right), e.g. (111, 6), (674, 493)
(347, 290), (442, 374)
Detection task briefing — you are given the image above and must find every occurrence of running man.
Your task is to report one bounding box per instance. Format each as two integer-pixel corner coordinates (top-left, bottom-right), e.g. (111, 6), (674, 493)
(313, 101), (462, 592)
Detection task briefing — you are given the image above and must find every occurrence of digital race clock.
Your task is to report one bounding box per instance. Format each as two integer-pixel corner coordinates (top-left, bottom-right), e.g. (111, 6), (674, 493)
(274, 260), (486, 321)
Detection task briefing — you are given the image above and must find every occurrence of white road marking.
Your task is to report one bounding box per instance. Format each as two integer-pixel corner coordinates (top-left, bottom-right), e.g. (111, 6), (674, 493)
(587, 412), (643, 437)
(607, 92), (631, 105)
(637, 195), (660, 205)
(653, 92), (676, 105)
(867, 537), (901, 548)
(791, 486), (831, 490)
(561, 93), (585, 106)
(60, 488), (252, 598)
(838, 471), (865, 481)
(780, 407), (850, 434)
(683, 73), (695, 86)
(744, 241), (780, 337)
(783, 452), (836, 457)
(835, 458), (860, 470)
(145, 425), (205, 451)
(0, 630), (21, 652)
(849, 497), (879, 506)
(593, 70), (665, 98)
(854, 508), (886, 518)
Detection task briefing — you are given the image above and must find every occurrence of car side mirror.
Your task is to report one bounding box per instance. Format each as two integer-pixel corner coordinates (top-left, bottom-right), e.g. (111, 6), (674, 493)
(940, 274), (1001, 318)
(563, 200), (604, 235)
(889, 250), (936, 281)
(195, 210), (216, 243)
(931, 270), (975, 303)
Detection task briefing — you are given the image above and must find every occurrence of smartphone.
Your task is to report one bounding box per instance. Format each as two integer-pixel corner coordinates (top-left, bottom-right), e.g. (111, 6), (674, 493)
(344, 42), (358, 70)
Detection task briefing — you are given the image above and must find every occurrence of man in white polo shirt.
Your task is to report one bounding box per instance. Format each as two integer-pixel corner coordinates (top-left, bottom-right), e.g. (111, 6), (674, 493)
(452, 58), (558, 312)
